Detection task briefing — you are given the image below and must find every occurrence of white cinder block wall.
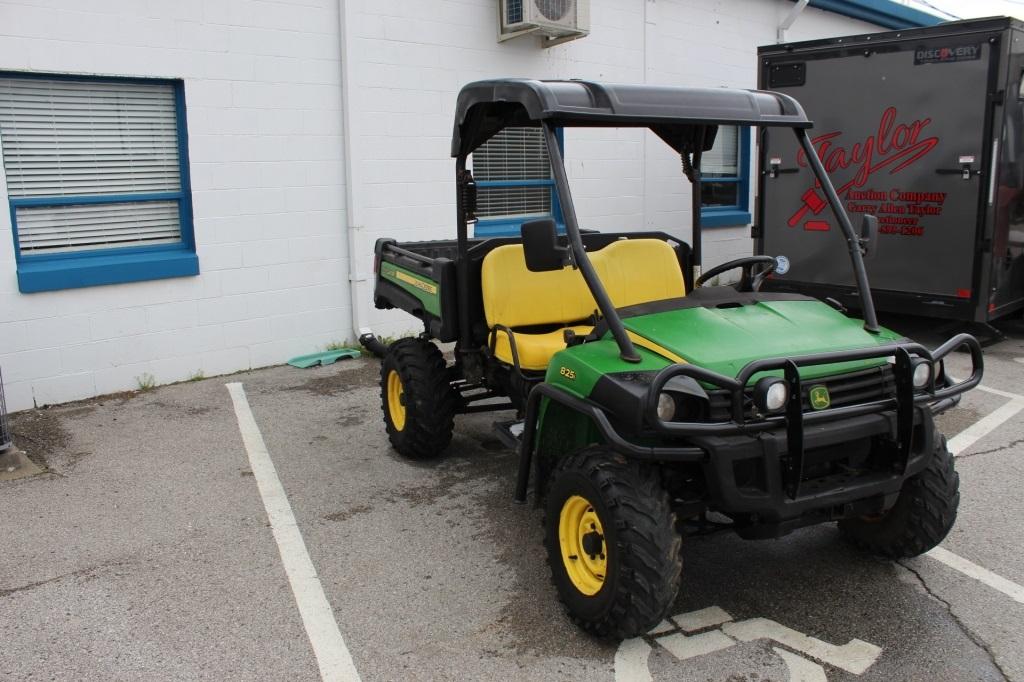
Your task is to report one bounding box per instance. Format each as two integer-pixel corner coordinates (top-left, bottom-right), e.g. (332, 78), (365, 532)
(0, 0), (880, 410)
(0, 0), (351, 410)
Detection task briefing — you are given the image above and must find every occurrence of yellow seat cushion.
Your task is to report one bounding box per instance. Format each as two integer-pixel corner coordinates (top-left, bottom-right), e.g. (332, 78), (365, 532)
(595, 239), (687, 308)
(480, 238), (686, 370)
(481, 245), (596, 329)
(492, 326), (593, 371)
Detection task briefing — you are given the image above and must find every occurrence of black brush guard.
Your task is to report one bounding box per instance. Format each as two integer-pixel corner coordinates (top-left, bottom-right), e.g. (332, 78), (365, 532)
(514, 333), (983, 503)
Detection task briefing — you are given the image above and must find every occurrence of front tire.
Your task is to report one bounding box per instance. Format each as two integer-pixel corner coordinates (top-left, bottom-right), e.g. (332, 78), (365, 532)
(839, 435), (959, 558)
(380, 338), (457, 460)
(543, 446), (681, 639)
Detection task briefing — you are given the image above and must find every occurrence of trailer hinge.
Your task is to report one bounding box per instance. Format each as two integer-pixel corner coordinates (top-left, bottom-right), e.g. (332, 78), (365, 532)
(978, 237), (992, 253)
(750, 223), (762, 239)
(990, 90), (1004, 105)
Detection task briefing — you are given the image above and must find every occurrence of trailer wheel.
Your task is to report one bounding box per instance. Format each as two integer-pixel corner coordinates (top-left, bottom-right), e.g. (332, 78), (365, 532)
(543, 446), (681, 639)
(380, 338), (457, 460)
(839, 436), (959, 558)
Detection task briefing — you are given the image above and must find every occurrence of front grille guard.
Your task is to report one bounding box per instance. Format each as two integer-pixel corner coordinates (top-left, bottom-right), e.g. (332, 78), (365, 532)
(706, 365), (897, 420)
(644, 333), (983, 499)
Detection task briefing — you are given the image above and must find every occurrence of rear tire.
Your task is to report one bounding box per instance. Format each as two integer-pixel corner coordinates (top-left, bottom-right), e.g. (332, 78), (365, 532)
(380, 338), (457, 460)
(543, 446), (681, 639)
(839, 435), (959, 558)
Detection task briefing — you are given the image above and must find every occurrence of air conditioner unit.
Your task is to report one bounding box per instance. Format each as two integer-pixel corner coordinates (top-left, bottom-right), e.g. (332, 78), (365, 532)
(499, 0), (590, 47)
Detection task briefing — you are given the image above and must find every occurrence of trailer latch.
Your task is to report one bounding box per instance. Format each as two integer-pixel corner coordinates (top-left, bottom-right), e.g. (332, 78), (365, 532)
(960, 155), (975, 180)
(936, 156), (980, 180)
(766, 157), (798, 179)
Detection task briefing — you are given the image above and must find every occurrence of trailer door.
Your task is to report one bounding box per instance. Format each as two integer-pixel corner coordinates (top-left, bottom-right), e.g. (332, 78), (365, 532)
(761, 38), (993, 300)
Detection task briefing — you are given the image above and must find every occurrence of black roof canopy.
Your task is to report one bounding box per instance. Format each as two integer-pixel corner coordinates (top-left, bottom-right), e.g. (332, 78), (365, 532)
(452, 79), (811, 157)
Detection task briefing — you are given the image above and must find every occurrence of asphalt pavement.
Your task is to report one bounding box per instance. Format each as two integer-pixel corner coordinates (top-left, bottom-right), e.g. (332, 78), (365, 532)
(2, 315), (1023, 681)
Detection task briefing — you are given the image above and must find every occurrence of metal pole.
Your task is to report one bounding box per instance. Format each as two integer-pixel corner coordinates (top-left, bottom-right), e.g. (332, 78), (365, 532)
(455, 156), (473, 352)
(794, 128), (880, 333)
(543, 123), (640, 363)
(690, 129), (704, 283)
(0, 367), (11, 452)
(777, 0), (809, 43)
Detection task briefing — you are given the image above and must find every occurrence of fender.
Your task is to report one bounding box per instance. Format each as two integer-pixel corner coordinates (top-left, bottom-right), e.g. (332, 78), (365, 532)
(531, 398), (605, 506)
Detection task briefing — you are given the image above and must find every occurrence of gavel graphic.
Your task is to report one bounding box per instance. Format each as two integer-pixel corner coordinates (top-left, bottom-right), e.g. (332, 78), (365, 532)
(787, 187), (828, 228)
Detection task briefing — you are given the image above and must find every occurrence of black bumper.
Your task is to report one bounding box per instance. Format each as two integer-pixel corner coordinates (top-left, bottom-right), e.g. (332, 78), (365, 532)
(691, 407), (934, 536)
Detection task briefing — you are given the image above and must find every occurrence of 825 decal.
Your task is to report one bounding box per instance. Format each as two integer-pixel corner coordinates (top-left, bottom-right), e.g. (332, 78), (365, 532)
(559, 367), (576, 380)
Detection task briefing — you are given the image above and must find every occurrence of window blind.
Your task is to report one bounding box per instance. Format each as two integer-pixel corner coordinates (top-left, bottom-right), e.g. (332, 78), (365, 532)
(472, 126), (552, 219)
(473, 127), (551, 181)
(0, 77), (184, 255)
(702, 125), (739, 178)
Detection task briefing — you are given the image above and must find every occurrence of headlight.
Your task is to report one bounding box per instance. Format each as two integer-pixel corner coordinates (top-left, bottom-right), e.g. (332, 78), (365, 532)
(656, 392), (676, 421)
(912, 360), (931, 389)
(753, 377), (789, 413)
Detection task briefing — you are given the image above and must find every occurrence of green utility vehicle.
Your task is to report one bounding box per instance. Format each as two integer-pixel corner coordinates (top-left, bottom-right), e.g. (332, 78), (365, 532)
(367, 79), (984, 639)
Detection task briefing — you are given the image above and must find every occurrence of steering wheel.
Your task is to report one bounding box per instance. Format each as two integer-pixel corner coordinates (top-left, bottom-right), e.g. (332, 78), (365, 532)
(694, 255), (778, 292)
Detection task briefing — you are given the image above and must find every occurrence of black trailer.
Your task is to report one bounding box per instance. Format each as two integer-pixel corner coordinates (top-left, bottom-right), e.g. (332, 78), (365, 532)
(757, 17), (1024, 323)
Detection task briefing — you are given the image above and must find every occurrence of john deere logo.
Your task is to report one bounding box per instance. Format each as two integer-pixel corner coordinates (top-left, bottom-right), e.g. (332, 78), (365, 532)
(809, 385), (831, 410)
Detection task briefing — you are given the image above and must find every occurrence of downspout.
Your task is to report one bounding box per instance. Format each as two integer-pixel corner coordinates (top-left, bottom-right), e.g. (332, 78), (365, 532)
(337, 0), (372, 345)
(778, 0), (809, 43)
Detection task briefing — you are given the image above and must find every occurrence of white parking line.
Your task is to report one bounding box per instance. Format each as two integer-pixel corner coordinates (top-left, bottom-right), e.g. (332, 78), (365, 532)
(924, 384), (1024, 608)
(227, 383), (361, 682)
(947, 398), (1024, 456)
(614, 638), (653, 682)
(975, 383), (1024, 401)
(774, 647), (827, 682)
(722, 618), (880, 675)
(925, 547), (1024, 605)
(615, 608), (882, 680)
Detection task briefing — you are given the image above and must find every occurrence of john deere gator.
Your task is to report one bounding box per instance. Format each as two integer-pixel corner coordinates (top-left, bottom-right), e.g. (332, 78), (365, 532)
(365, 79), (984, 638)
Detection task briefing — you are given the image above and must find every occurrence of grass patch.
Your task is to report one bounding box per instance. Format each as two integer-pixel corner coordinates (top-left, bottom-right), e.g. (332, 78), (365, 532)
(135, 373), (156, 391)
(325, 339), (355, 351)
(377, 332), (416, 347)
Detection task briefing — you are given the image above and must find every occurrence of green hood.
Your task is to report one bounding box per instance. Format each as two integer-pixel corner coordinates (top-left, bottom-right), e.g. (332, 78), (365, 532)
(623, 299), (902, 382)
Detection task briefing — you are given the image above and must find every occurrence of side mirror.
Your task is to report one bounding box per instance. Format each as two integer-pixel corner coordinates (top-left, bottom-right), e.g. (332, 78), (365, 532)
(521, 218), (568, 272)
(859, 214), (879, 260)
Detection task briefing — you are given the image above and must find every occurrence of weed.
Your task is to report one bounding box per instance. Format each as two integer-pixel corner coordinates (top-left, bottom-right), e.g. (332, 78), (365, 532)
(377, 332), (416, 346)
(324, 331), (416, 352)
(325, 339), (354, 351)
(187, 370), (205, 382)
(136, 373), (156, 391)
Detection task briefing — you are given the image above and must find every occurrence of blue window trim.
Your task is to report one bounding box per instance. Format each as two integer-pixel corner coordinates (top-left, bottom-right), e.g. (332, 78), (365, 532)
(474, 128), (564, 238)
(1, 70), (198, 293)
(701, 126), (752, 229)
(807, 0), (942, 30)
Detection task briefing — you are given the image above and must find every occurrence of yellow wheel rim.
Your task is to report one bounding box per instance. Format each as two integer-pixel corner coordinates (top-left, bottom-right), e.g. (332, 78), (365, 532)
(558, 494), (608, 596)
(386, 370), (406, 431)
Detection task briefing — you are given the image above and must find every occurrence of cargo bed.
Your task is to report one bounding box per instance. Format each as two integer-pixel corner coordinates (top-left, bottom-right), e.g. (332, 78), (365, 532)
(373, 232), (693, 344)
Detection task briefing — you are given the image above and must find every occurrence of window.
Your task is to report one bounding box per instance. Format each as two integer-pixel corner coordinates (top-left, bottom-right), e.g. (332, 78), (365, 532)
(471, 126), (562, 237)
(700, 125), (751, 228)
(0, 73), (197, 293)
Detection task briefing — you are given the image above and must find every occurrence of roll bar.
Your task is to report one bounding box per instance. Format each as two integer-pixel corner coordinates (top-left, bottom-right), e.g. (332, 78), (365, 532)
(794, 128), (880, 333)
(542, 123), (641, 363)
(453, 115), (886, 362)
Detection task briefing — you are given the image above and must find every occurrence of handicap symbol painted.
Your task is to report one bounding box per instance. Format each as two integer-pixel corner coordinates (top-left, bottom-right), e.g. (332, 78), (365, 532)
(615, 606), (882, 682)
